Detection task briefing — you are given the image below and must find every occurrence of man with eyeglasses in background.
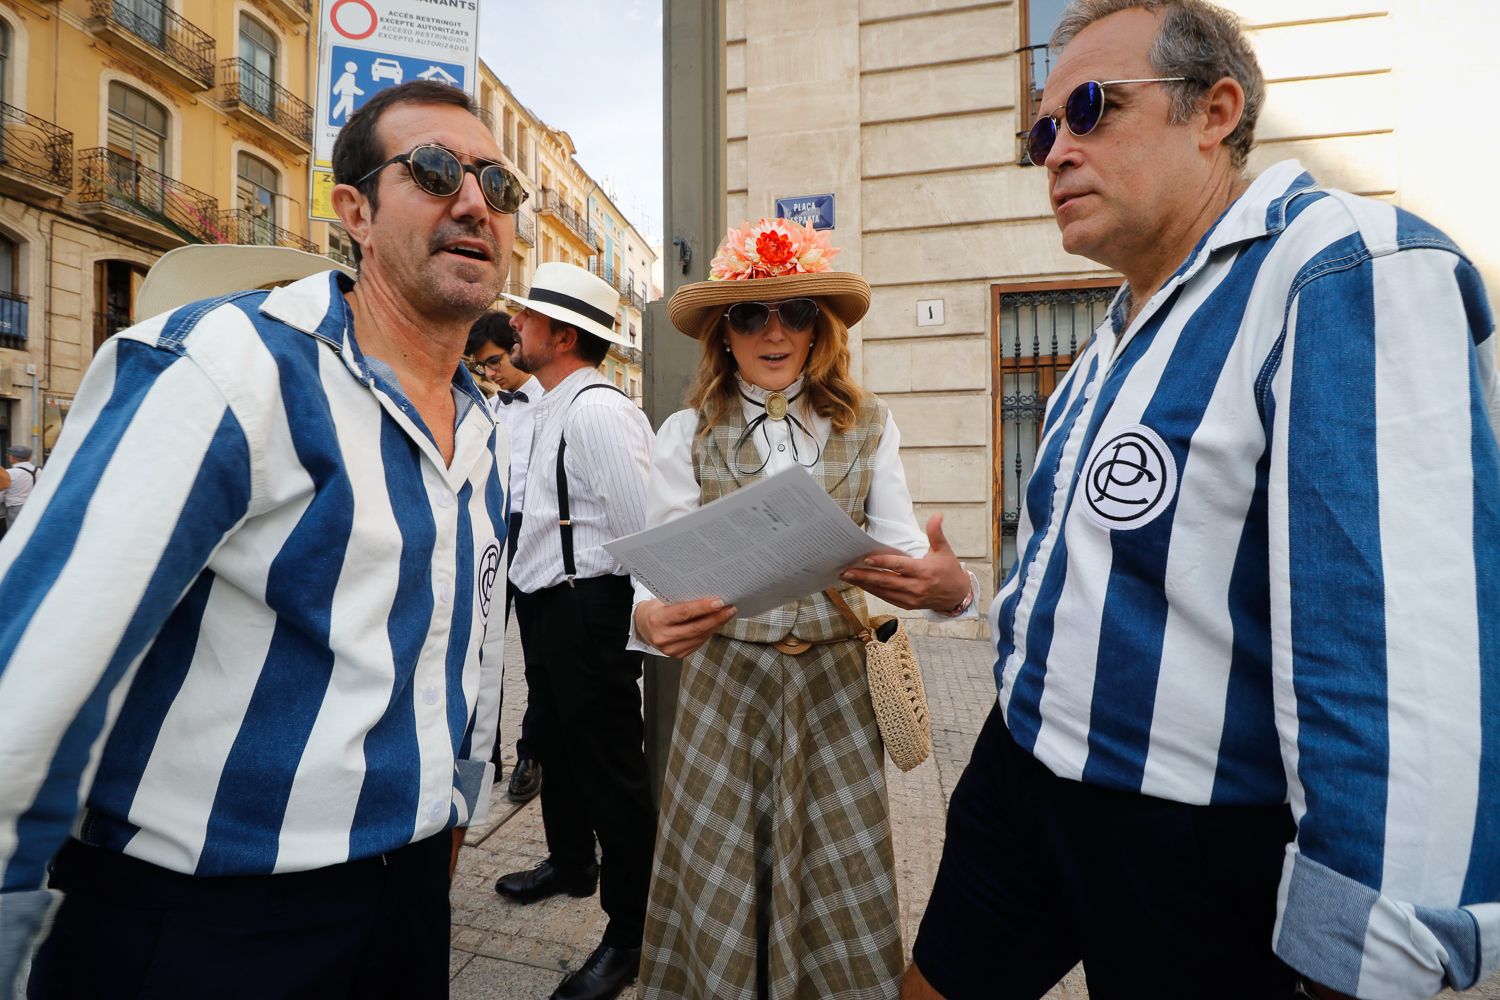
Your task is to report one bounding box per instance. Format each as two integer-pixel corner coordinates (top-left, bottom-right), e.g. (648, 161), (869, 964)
(894, 3), (1498, 999)
(0, 80), (525, 996)
(466, 309), (546, 805)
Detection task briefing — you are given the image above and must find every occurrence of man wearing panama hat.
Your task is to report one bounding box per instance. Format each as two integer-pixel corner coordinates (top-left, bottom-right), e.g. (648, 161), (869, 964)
(494, 262), (657, 1000)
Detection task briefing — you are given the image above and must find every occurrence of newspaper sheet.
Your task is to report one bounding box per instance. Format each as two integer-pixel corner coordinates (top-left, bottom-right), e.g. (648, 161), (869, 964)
(604, 467), (896, 618)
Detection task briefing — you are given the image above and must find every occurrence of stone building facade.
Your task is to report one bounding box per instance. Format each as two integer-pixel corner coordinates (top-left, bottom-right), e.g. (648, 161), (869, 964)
(722, 0), (1500, 634)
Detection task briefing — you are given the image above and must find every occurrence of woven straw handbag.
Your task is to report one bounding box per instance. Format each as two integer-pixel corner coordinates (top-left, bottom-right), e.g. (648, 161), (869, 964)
(825, 589), (932, 772)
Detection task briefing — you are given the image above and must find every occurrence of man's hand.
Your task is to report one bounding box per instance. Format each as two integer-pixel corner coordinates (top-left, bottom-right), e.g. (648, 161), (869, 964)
(635, 596), (738, 659)
(840, 514), (971, 613)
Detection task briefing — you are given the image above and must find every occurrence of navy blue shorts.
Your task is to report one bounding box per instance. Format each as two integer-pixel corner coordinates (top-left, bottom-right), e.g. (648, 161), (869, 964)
(912, 704), (1298, 999)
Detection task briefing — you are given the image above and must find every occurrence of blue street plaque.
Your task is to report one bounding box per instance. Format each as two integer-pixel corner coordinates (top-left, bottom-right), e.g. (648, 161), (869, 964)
(775, 194), (835, 231)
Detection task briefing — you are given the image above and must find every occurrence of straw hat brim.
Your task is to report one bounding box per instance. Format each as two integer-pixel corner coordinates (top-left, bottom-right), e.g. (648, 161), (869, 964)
(666, 271), (871, 340)
(137, 245), (354, 319)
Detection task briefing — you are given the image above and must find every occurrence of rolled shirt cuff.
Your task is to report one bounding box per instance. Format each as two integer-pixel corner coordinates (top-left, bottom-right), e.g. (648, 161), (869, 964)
(454, 758), (495, 827)
(0, 888), (60, 999)
(1274, 847), (1499, 997)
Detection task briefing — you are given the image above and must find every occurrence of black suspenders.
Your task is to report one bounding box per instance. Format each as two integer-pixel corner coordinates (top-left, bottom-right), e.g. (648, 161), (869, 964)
(555, 382), (629, 587)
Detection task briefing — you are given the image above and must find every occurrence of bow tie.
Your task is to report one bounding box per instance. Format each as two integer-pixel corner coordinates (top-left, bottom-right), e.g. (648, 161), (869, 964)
(495, 389), (528, 405)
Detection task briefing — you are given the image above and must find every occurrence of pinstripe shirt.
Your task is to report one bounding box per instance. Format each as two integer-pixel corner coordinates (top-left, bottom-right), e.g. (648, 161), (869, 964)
(0, 272), (508, 981)
(508, 367), (653, 593)
(993, 161), (1499, 996)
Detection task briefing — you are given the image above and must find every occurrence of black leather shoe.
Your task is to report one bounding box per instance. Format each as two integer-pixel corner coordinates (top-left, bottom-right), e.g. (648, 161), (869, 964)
(550, 942), (641, 1000)
(507, 758), (542, 802)
(495, 859), (598, 903)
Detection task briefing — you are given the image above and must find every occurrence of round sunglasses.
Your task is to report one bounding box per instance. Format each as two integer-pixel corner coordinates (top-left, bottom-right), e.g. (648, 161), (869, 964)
(354, 143), (529, 214)
(1025, 77), (1191, 166)
(725, 298), (820, 334)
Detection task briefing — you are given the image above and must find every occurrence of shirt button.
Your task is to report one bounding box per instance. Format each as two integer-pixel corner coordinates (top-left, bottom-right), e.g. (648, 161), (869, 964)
(422, 685), (440, 705)
(439, 582), (454, 603)
(426, 801), (447, 822)
(436, 492), (455, 509)
(777, 444), (786, 452)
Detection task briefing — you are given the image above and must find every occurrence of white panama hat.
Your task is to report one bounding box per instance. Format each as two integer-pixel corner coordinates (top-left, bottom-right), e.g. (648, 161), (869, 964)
(137, 245), (354, 319)
(499, 261), (627, 348)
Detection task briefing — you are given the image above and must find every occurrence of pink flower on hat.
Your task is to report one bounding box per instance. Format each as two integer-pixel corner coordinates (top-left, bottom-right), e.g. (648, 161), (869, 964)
(709, 218), (839, 280)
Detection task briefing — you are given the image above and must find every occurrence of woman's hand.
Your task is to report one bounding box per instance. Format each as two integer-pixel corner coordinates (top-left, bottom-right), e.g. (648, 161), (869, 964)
(840, 514), (972, 613)
(635, 596), (739, 659)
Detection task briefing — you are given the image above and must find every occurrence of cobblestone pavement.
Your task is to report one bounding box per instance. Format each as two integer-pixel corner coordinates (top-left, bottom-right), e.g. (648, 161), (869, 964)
(452, 617), (1500, 999)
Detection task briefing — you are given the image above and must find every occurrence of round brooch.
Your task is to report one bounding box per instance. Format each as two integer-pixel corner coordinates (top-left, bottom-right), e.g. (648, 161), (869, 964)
(765, 392), (789, 421)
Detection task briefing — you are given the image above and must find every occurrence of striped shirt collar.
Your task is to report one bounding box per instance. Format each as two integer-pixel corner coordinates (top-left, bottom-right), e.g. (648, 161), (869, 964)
(259, 269), (490, 418)
(1107, 159), (1319, 340)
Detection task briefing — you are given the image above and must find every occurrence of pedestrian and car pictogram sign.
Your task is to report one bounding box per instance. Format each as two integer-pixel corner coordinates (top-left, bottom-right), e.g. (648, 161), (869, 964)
(310, 0), (480, 222)
(326, 46), (467, 126)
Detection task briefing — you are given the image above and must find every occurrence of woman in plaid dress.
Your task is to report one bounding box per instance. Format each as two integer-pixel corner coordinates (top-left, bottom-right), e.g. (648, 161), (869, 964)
(630, 221), (976, 1000)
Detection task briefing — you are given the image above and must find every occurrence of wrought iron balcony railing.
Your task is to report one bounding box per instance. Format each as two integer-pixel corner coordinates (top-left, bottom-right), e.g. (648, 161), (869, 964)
(90, 0), (215, 90)
(220, 209), (317, 252)
(78, 147), (223, 244)
(0, 290), (29, 348)
(629, 288), (647, 312)
(0, 101), (73, 190)
(326, 244), (354, 269)
(93, 306), (132, 345)
(515, 209), (536, 245)
(615, 344), (642, 367)
(538, 187), (600, 247)
(592, 261), (622, 291)
(221, 58), (313, 145)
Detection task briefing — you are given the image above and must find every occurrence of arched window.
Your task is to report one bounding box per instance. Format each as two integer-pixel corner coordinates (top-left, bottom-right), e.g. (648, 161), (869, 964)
(239, 15), (278, 116)
(0, 20), (11, 107)
(237, 152), (280, 242)
(107, 81), (168, 173)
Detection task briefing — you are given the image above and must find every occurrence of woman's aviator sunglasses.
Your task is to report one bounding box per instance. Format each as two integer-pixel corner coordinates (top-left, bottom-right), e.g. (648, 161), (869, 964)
(1025, 78), (1191, 166)
(354, 143), (529, 214)
(725, 298), (820, 334)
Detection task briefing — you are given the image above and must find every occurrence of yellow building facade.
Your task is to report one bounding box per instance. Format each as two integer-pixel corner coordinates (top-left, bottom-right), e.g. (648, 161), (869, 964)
(0, 0), (327, 455)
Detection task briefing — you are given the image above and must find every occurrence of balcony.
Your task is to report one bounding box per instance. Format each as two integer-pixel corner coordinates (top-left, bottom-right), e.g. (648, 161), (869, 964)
(0, 291), (28, 350)
(93, 306), (132, 347)
(88, 0), (215, 92)
(538, 187), (602, 249)
(220, 59), (312, 150)
(220, 209), (317, 253)
(0, 102), (73, 200)
(612, 344), (642, 367)
(591, 260), (624, 293)
(514, 209), (536, 246)
(326, 244), (355, 269)
(256, 0), (311, 21)
(78, 148), (223, 249)
(629, 287), (647, 312)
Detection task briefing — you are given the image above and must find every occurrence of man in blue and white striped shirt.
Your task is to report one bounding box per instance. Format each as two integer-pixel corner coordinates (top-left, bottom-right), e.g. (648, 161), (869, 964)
(906, 3), (1498, 999)
(0, 81), (520, 997)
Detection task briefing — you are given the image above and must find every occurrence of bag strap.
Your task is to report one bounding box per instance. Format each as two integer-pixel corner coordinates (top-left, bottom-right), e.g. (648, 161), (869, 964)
(556, 382), (629, 586)
(822, 587), (872, 642)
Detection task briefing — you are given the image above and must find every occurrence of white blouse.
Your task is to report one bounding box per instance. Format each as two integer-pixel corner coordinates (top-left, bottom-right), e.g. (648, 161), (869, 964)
(627, 376), (975, 652)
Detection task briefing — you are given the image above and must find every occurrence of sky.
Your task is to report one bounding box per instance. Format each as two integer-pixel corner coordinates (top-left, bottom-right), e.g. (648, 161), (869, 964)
(478, 1), (664, 245)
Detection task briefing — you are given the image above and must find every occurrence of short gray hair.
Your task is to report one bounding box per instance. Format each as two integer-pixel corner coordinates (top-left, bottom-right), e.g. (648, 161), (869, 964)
(1051, 0), (1264, 169)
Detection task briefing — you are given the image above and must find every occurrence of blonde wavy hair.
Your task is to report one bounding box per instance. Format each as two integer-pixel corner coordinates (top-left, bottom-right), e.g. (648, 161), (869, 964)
(685, 305), (866, 438)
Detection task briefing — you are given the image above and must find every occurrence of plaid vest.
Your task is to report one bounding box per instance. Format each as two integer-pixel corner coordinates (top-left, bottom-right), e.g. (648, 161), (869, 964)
(693, 393), (886, 643)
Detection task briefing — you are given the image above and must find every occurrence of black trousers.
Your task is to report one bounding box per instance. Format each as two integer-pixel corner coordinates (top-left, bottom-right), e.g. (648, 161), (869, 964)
(29, 834), (451, 999)
(513, 574), (655, 948)
(912, 704), (1298, 1000)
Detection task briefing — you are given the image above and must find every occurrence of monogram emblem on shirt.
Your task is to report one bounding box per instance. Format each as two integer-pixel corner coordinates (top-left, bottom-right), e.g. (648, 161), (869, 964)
(476, 539), (502, 619)
(1080, 424), (1178, 531)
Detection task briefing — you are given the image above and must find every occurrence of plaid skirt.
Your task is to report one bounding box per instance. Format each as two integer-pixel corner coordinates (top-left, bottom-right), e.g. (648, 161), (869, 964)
(640, 634), (902, 1000)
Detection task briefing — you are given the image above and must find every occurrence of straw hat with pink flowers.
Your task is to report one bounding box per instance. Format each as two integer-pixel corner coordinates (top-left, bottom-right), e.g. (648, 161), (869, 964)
(666, 219), (871, 340)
